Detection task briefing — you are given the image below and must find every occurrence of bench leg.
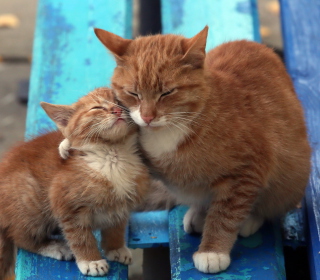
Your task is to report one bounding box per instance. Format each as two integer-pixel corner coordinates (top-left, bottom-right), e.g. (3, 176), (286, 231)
(143, 247), (171, 280)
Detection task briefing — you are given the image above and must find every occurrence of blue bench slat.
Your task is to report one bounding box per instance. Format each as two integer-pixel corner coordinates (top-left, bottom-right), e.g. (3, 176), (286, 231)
(280, 0), (320, 279)
(169, 206), (285, 280)
(15, 232), (128, 280)
(26, 0), (132, 137)
(282, 207), (306, 247)
(17, 0), (132, 278)
(161, 0), (261, 50)
(162, 0), (286, 278)
(128, 211), (169, 249)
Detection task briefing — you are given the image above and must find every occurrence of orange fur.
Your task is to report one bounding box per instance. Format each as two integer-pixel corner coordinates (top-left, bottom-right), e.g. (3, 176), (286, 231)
(0, 88), (149, 278)
(95, 27), (311, 273)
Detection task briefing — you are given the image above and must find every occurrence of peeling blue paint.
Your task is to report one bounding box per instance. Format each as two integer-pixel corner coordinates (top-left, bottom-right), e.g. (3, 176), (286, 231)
(236, 1), (251, 14)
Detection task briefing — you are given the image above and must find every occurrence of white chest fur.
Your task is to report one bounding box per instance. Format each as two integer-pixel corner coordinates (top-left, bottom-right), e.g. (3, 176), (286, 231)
(80, 135), (143, 199)
(140, 125), (188, 159)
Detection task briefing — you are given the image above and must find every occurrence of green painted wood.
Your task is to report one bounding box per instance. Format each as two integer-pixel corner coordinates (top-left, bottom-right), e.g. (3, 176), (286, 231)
(161, 0), (260, 50)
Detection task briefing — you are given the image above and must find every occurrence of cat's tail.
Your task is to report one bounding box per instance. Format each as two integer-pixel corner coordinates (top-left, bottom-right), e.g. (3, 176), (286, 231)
(0, 228), (16, 280)
(135, 179), (179, 211)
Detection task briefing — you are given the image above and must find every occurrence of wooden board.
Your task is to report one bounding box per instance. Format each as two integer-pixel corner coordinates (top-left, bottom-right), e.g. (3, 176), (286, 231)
(25, 0), (132, 138)
(16, 232), (128, 280)
(16, 0), (132, 279)
(161, 0), (286, 279)
(128, 211), (169, 249)
(169, 207), (285, 280)
(280, 1), (320, 279)
(161, 0), (261, 49)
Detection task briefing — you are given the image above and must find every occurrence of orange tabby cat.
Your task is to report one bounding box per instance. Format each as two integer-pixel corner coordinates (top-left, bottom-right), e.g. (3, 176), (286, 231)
(92, 27), (311, 273)
(0, 87), (149, 278)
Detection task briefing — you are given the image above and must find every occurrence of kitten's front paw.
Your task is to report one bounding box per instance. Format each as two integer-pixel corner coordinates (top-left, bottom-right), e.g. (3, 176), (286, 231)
(77, 259), (109, 276)
(38, 241), (73, 261)
(193, 251), (230, 273)
(239, 215), (264, 237)
(106, 246), (132, 265)
(59, 139), (71, 159)
(183, 207), (206, 234)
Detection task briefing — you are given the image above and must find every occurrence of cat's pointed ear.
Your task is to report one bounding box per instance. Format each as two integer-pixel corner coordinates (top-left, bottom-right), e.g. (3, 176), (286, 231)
(40, 102), (75, 131)
(181, 26), (208, 68)
(94, 28), (132, 64)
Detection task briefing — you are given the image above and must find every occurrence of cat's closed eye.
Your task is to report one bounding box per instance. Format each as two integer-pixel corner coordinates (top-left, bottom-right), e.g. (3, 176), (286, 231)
(91, 106), (107, 111)
(127, 91), (139, 98)
(161, 89), (175, 98)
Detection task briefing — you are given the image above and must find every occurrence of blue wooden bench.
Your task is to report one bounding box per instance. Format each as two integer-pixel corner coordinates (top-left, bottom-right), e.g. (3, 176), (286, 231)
(15, 0), (320, 279)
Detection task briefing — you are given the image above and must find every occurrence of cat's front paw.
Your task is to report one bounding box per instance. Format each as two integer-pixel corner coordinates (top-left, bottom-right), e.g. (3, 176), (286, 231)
(239, 215), (264, 237)
(183, 207), (206, 234)
(106, 246), (132, 265)
(77, 259), (109, 276)
(38, 240), (73, 261)
(193, 251), (230, 273)
(59, 139), (71, 159)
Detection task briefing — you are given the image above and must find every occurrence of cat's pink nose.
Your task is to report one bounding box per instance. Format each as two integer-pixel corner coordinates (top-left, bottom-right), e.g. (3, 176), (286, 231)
(112, 107), (122, 117)
(141, 115), (154, 124)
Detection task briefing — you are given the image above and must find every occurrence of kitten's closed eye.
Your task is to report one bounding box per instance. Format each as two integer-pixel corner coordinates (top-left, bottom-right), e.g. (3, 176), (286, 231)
(91, 106), (107, 110)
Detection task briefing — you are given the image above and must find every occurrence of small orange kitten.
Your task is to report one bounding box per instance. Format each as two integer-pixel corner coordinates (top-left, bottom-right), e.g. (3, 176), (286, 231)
(91, 27), (311, 273)
(0, 88), (149, 278)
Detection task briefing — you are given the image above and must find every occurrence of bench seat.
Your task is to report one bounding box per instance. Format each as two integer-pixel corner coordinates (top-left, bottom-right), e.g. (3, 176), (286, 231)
(15, 0), (320, 279)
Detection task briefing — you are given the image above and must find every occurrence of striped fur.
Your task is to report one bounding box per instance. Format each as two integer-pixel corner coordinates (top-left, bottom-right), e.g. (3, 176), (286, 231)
(95, 27), (311, 273)
(0, 88), (149, 278)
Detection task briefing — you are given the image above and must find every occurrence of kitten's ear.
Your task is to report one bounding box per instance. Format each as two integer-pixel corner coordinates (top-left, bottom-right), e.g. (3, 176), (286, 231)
(181, 26), (208, 68)
(94, 28), (132, 64)
(40, 102), (75, 131)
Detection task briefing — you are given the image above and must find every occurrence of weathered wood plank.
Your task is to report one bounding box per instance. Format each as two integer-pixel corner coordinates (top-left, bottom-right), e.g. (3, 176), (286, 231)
(162, 0), (285, 278)
(128, 211), (169, 249)
(15, 232), (128, 279)
(161, 0), (260, 49)
(25, 0), (132, 137)
(169, 207), (285, 280)
(16, 0), (132, 278)
(280, 0), (320, 279)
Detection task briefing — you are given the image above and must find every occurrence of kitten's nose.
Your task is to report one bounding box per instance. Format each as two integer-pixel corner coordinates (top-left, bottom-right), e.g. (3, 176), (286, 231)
(141, 115), (154, 124)
(111, 107), (122, 117)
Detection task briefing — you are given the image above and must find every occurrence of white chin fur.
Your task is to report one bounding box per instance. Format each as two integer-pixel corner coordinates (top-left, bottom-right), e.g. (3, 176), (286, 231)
(130, 107), (147, 126)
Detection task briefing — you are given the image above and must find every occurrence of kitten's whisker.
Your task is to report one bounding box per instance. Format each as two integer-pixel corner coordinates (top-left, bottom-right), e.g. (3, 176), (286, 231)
(103, 100), (130, 112)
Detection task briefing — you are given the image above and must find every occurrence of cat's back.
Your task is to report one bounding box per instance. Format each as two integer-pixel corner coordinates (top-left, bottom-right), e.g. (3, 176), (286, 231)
(0, 131), (64, 181)
(204, 40), (305, 125)
(206, 40), (287, 78)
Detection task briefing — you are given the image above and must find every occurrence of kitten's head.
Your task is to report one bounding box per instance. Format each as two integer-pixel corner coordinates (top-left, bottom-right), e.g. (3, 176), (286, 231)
(95, 27), (209, 129)
(41, 87), (135, 144)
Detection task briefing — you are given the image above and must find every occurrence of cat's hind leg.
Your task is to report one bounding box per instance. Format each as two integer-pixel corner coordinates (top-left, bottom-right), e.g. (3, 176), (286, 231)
(239, 215), (264, 237)
(38, 240), (73, 261)
(14, 233), (73, 261)
(183, 206), (206, 234)
(102, 220), (132, 265)
(0, 228), (16, 280)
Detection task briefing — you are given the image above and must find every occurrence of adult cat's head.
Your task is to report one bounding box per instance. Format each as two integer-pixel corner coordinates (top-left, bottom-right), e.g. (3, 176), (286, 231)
(95, 27), (208, 129)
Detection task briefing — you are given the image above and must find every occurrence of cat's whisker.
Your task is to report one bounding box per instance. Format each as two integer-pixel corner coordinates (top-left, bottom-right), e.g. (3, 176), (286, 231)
(168, 115), (213, 130)
(103, 100), (130, 112)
